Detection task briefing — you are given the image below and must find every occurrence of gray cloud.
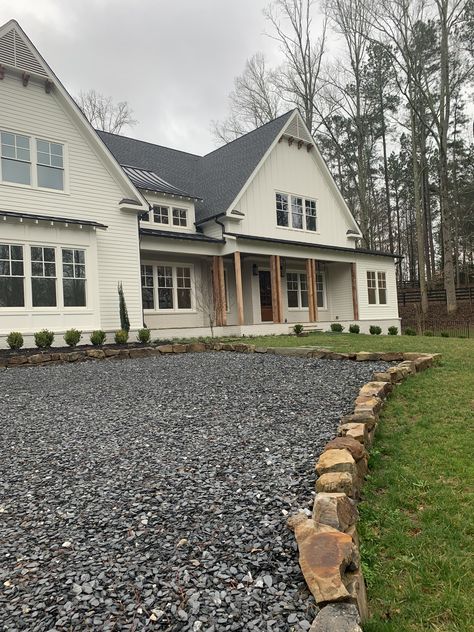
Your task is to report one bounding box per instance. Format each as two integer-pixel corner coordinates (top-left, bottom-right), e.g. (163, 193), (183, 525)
(0, 0), (282, 154)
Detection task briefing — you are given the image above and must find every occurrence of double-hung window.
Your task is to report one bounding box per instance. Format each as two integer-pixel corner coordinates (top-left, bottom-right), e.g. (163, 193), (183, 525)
(316, 271), (326, 308)
(62, 249), (86, 307)
(157, 266), (174, 309)
(1, 132), (31, 185)
(153, 206), (169, 225)
(141, 265), (154, 309)
(0, 244), (24, 307)
(276, 192), (317, 232)
(37, 140), (64, 190)
(176, 267), (192, 308)
(31, 246), (56, 307)
(172, 208), (188, 227)
(367, 271), (387, 305)
(287, 272), (308, 309)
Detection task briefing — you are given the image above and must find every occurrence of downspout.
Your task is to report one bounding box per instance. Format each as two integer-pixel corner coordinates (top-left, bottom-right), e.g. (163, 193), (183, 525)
(137, 204), (153, 327)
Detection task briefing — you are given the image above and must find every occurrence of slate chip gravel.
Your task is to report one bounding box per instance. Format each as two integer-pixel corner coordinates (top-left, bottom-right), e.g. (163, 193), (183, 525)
(0, 353), (388, 631)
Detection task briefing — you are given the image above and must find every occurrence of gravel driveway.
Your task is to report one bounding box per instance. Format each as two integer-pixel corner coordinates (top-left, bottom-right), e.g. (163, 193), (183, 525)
(0, 352), (387, 631)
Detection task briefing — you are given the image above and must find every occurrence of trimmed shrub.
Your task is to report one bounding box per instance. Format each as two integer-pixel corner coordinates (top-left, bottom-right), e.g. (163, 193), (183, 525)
(404, 327), (417, 336)
(137, 328), (151, 344)
(34, 329), (54, 348)
(64, 328), (82, 347)
(369, 325), (382, 335)
(90, 330), (107, 346)
(114, 329), (129, 345)
(440, 331), (449, 338)
(330, 323), (344, 332)
(7, 331), (24, 350)
(424, 330), (434, 337)
(388, 326), (398, 336)
(293, 323), (304, 335)
(349, 324), (360, 334)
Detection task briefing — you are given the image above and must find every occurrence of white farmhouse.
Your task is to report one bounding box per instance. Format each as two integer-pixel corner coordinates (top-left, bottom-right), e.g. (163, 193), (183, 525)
(0, 20), (401, 346)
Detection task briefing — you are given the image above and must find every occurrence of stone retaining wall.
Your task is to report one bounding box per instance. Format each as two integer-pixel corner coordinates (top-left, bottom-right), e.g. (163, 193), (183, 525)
(0, 340), (441, 631)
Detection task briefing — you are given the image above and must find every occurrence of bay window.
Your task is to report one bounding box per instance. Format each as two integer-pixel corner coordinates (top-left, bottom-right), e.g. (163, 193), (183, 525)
(1, 132), (31, 185)
(31, 246), (56, 307)
(0, 244), (24, 307)
(62, 249), (86, 307)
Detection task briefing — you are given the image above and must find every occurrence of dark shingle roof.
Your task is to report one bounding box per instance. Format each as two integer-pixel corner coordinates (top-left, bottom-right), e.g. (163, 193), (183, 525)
(121, 165), (200, 200)
(140, 227), (224, 243)
(97, 110), (295, 223)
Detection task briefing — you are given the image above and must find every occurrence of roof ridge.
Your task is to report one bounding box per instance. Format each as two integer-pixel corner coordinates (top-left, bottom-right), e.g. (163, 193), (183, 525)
(203, 109), (297, 158)
(97, 130), (202, 159)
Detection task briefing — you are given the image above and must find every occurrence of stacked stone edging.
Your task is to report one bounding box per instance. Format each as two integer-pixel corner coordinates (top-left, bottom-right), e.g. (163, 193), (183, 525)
(287, 351), (441, 632)
(0, 339), (441, 629)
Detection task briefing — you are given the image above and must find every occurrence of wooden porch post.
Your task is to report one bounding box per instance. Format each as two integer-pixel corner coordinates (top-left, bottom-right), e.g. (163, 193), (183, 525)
(313, 260), (319, 322)
(270, 255), (283, 323)
(351, 262), (359, 320)
(234, 251), (244, 325)
(306, 258), (317, 322)
(212, 256), (226, 326)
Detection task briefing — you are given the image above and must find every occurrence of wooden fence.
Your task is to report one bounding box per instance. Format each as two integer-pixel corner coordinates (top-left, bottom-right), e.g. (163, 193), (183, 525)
(398, 286), (474, 305)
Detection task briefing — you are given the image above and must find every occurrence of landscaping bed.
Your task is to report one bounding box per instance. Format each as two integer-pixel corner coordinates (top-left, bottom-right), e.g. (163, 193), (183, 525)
(0, 352), (389, 631)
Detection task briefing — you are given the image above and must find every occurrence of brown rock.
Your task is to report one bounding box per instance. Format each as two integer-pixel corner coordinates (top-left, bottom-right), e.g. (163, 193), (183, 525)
(117, 349), (130, 358)
(86, 349), (106, 359)
(323, 437), (367, 462)
(157, 344), (173, 353)
(397, 360), (416, 375)
(188, 342), (206, 352)
(345, 569), (369, 623)
(403, 352), (424, 360)
(8, 355), (28, 365)
(316, 449), (357, 478)
(312, 493), (359, 532)
(221, 343), (235, 351)
(254, 346), (268, 353)
(354, 395), (383, 415)
(172, 344), (188, 353)
(359, 381), (392, 399)
(355, 352), (381, 362)
(340, 412), (378, 430)
(211, 343), (224, 351)
(28, 353), (51, 364)
(62, 351), (84, 362)
(387, 366), (404, 382)
(129, 347), (153, 358)
(310, 603), (363, 632)
(337, 423), (369, 446)
(414, 355), (433, 371)
(104, 348), (120, 357)
(379, 352), (404, 362)
(372, 371), (391, 382)
(316, 472), (356, 497)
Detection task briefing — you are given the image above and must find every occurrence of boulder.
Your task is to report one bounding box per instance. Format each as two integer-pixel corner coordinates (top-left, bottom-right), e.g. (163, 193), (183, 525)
(340, 412), (378, 430)
(310, 603), (362, 632)
(316, 472), (356, 498)
(129, 347), (153, 359)
(355, 352), (381, 362)
(188, 342), (206, 352)
(372, 371), (391, 382)
(345, 569), (369, 622)
(172, 344), (188, 353)
(85, 349), (106, 359)
(337, 423), (369, 446)
(8, 355), (28, 365)
(254, 346), (268, 353)
(211, 343), (224, 351)
(323, 437), (367, 463)
(60, 352), (83, 362)
(414, 355), (434, 371)
(379, 352), (404, 362)
(354, 395), (383, 415)
(221, 343), (235, 351)
(358, 381), (392, 399)
(316, 449), (358, 478)
(312, 493), (359, 532)
(269, 346), (315, 357)
(28, 353), (51, 364)
(157, 344), (173, 353)
(397, 360), (416, 375)
(104, 348), (120, 357)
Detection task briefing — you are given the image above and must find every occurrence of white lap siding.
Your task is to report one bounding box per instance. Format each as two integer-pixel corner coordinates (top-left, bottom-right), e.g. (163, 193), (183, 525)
(355, 255), (399, 321)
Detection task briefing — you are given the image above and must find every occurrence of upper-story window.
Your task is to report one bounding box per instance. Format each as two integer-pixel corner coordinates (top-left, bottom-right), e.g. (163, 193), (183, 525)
(172, 208), (188, 227)
(0, 131), (65, 191)
(153, 206), (169, 225)
(1, 132), (31, 185)
(37, 140), (64, 190)
(276, 192), (317, 232)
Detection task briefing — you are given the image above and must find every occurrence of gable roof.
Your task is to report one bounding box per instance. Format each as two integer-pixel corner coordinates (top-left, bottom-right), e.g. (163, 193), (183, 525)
(0, 19), (147, 211)
(99, 110), (295, 223)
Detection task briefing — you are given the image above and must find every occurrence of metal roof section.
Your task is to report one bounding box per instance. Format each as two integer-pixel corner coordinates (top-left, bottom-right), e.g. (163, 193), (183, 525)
(140, 227), (225, 243)
(0, 209), (108, 229)
(122, 165), (201, 201)
(224, 232), (402, 259)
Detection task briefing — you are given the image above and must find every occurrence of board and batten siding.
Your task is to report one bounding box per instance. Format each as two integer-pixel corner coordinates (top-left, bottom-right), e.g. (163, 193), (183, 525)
(231, 140), (357, 248)
(0, 74), (143, 331)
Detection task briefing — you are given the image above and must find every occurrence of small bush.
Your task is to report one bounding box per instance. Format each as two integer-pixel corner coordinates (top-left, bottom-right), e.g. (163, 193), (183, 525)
(369, 325), (382, 335)
(388, 326), (398, 336)
(7, 331), (24, 350)
(114, 329), (129, 344)
(330, 323), (344, 332)
(34, 329), (54, 348)
(424, 330), (434, 337)
(440, 331), (449, 338)
(404, 327), (417, 336)
(137, 328), (151, 344)
(349, 324), (360, 334)
(90, 330), (107, 346)
(64, 328), (82, 347)
(293, 323), (304, 335)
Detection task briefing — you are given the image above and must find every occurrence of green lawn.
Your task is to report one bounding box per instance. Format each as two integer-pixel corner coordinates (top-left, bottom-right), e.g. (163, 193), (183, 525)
(229, 332), (474, 632)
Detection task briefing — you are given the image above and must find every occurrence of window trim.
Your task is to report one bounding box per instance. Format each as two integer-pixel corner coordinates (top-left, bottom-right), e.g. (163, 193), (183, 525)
(286, 271), (309, 310)
(366, 270), (388, 306)
(315, 270), (327, 310)
(0, 129), (68, 194)
(62, 248), (87, 308)
(275, 190), (318, 233)
(142, 262), (196, 313)
(0, 243), (26, 309)
(172, 207), (188, 228)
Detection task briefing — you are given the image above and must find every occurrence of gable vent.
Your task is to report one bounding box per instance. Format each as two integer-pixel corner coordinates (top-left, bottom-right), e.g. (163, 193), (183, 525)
(0, 27), (48, 77)
(284, 115), (313, 144)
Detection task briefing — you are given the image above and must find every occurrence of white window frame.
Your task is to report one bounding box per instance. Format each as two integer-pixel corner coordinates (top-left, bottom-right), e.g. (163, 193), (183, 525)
(61, 248), (87, 308)
(0, 243), (26, 309)
(142, 263), (196, 313)
(36, 138), (65, 192)
(286, 271), (309, 310)
(367, 270), (388, 305)
(172, 207), (188, 228)
(0, 129), (68, 193)
(153, 205), (170, 225)
(316, 270), (327, 310)
(275, 191), (318, 233)
(0, 131), (31, 187)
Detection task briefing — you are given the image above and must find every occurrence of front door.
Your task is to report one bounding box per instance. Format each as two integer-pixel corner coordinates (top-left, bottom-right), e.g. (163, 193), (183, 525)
(259, 270), (273, 322)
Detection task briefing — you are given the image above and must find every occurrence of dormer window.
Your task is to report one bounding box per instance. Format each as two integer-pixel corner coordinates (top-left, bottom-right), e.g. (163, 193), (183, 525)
(172, 208), (188, 227)
(153, 206), (169, 225)
(276, 192), (317, 232)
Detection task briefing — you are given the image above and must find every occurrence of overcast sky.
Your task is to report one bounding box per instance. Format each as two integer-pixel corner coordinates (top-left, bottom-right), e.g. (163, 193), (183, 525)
(0, 0), (295, 155)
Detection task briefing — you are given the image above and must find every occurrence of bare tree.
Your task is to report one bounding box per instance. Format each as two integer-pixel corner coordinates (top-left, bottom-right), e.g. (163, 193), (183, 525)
(265, 0), (327, 133)
(193, 263), (229, 338)
(77, 89), (137, 134)
(212, 53), (282, 143)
